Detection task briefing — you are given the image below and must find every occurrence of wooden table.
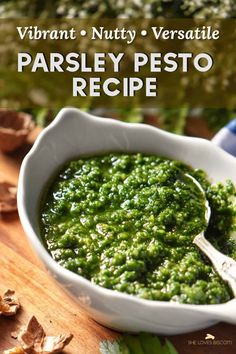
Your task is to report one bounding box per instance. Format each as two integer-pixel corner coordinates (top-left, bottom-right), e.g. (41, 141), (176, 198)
(0, 128), (235, 353)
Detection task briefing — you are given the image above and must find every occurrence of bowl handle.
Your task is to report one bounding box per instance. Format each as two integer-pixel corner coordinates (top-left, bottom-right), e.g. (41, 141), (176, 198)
(202, 299), (236, 324)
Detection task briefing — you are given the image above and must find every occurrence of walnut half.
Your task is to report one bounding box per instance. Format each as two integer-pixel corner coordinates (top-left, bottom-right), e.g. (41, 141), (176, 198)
(0, 179), (17, 213)
(0, 290), (20, 316)
(5, 316), (73, 354)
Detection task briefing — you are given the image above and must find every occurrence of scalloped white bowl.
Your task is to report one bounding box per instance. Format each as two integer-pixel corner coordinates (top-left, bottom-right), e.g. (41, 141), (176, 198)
(18, 108), (236, 334)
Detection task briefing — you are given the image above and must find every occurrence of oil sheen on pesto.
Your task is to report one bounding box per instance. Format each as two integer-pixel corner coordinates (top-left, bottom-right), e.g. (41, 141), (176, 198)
(40, 153), (236, 304)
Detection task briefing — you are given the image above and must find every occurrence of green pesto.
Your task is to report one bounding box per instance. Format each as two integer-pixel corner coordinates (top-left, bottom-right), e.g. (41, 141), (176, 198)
(40, 153), (236, 304)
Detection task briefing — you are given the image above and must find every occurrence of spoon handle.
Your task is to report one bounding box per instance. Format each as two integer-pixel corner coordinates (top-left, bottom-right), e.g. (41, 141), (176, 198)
(194, 233), (236, 297)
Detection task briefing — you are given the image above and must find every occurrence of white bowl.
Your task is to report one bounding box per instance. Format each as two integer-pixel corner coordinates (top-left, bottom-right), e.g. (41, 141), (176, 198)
(18, 108), (236, 334)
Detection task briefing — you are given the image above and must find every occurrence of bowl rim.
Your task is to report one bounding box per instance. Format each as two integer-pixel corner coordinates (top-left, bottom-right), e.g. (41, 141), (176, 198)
(17, 107), (236, 316)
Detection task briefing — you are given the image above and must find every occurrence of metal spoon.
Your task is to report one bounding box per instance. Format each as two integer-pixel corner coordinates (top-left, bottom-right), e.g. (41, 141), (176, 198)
(185, 173), (236, 297)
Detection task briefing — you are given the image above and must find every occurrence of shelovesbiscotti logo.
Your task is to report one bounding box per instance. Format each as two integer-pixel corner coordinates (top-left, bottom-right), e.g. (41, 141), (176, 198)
(187, 333), (233, 346)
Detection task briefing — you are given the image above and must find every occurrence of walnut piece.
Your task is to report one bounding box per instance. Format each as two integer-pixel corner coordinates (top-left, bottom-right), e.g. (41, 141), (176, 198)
(0, 109), (34, 152)
(18, 316), (73, 354)
(0, 290), (20, 316)
(0, 178), (17, 213)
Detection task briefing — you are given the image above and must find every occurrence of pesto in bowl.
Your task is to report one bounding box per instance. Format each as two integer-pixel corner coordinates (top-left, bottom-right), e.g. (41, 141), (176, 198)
(40, 153), (236, 305)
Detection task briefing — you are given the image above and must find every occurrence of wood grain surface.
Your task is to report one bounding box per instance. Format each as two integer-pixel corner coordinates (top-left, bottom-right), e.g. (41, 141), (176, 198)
(0, 127), (235, 353)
